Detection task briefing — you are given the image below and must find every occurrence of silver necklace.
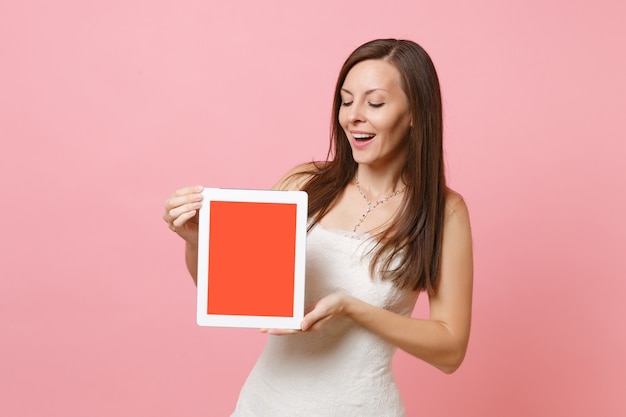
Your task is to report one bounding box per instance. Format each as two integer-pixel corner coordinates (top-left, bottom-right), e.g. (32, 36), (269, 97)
(353, 175), (405, 232)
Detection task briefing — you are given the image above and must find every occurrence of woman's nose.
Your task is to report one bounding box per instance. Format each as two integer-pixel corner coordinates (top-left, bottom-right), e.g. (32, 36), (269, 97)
(348, 102), (365, 123)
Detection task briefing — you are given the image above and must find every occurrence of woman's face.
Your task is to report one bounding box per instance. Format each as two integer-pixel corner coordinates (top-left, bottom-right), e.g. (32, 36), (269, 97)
(338, 59), (412, 171)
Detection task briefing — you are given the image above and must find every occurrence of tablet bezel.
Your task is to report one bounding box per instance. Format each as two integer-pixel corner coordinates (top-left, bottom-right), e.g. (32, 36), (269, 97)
(196, 188), (307, 329)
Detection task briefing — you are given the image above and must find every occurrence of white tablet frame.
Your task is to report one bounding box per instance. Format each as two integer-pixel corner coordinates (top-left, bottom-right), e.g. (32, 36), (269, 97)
(196, 188), (307, 329)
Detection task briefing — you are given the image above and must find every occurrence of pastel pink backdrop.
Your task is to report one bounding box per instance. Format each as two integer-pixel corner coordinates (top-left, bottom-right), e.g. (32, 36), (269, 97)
(1, 1), (624, 416)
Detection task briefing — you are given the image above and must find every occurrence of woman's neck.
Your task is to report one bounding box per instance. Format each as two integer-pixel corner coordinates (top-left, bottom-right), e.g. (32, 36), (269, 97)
(354, 165), (405, 200)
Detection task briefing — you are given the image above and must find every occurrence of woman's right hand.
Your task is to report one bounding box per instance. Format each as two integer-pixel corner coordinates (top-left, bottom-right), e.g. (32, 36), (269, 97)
(163, 185), (204, 244)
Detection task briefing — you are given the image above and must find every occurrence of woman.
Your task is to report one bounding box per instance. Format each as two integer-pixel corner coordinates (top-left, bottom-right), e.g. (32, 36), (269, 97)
(163, 39), (473, 417)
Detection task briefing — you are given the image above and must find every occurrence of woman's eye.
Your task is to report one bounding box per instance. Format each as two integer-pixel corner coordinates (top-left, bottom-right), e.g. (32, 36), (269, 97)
(341, 101), (353, 107)
(369, 102), (384, 108)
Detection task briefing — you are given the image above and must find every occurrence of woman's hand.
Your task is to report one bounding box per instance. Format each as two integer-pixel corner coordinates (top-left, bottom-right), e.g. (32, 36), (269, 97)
(300, 293), (351, 332)
(260, 293), (352, 335)
(163, 185), (204, 244)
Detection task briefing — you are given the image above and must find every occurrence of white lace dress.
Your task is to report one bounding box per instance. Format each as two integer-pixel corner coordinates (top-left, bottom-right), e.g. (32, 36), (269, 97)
(230, 224), (419, 417)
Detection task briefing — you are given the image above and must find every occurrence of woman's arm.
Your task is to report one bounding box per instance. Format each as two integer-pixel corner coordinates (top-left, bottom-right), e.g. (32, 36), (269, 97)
(163, 185), (204, 285)
(271, 194), (474, 374)
(184, 240), (199, 284)
(351, 196), (473, 373)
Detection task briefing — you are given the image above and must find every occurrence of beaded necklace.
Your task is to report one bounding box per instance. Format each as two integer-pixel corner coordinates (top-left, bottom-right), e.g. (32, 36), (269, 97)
(353, 175), (405, 232)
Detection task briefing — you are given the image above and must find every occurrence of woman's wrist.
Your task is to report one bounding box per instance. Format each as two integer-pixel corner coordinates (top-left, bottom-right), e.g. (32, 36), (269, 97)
(342, 294), (359, 319)
(185, 240), (198, 252)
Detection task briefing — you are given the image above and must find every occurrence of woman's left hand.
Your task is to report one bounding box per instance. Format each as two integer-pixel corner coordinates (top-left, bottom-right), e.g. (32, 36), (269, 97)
(260, 293), (352, 335)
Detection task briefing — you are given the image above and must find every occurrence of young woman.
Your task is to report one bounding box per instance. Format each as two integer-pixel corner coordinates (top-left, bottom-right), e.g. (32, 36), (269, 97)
(163, 39), (473, 417)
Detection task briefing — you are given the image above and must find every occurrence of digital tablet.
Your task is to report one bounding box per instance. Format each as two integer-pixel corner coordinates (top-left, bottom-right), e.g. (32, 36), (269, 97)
(196, 188), (308, 329)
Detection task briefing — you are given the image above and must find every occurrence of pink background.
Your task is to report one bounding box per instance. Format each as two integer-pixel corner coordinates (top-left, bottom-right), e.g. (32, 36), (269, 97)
(1, 1), (625, 416)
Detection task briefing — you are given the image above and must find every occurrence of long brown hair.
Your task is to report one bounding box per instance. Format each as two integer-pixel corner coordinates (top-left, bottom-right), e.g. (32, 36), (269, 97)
(301, 39), (446, 294)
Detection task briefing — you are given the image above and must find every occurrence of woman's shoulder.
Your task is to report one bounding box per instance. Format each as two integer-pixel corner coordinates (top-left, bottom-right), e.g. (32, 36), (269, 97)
(272, 161), (327, 191)
(444, 188), (470, 221)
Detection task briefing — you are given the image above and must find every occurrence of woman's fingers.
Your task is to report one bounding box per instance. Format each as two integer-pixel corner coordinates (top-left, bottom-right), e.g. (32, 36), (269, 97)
(164, 187), (203, 213)
(172, 209), (197, 228)
(300, 293), (350, 332)
(302, 315), (332, 333)
(259, 328), (301, 335)
(163, 185), (205, 241)
(163, 185), (204, 225)
(174, 184), (204, 197)
(166, 200), (201, 224)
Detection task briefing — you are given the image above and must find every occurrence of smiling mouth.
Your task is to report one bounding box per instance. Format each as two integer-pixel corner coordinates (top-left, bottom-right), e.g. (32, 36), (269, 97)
(353, 133), (376, 142)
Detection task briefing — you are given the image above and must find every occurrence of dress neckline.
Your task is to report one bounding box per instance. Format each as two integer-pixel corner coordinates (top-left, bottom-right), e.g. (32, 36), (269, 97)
(313, 222), (372, 240)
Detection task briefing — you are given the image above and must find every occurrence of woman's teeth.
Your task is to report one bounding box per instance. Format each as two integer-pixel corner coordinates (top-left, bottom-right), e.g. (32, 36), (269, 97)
(353, 133), (375, 141)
